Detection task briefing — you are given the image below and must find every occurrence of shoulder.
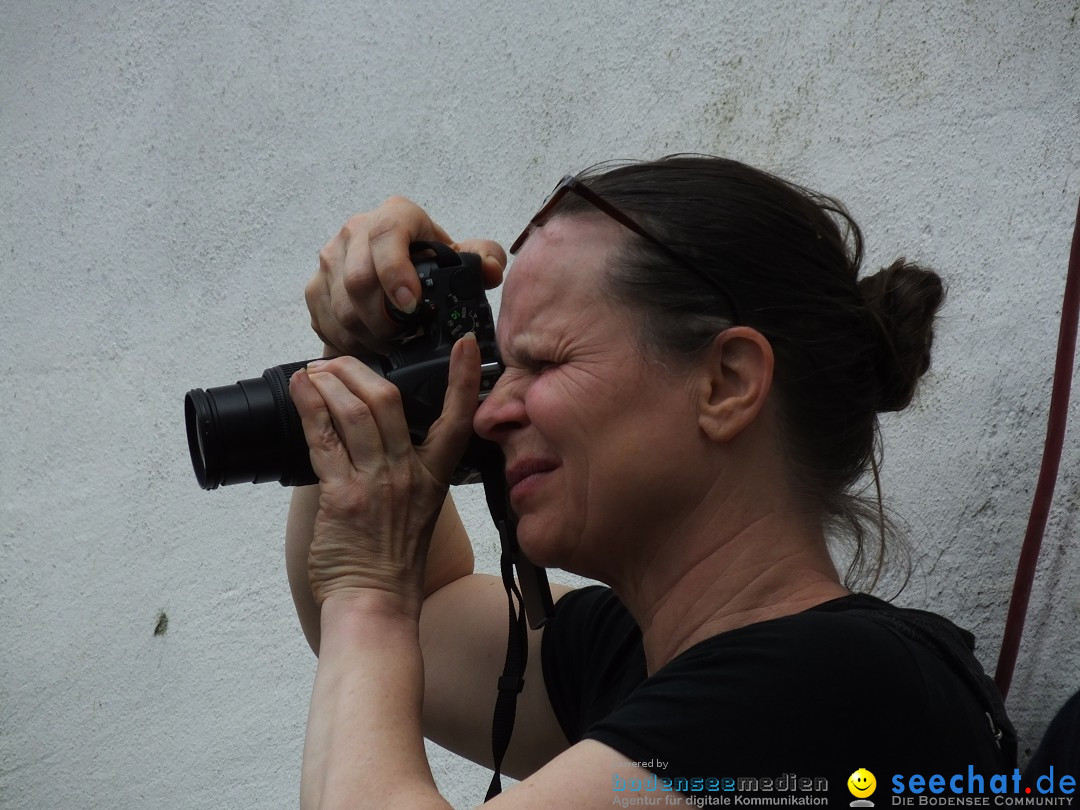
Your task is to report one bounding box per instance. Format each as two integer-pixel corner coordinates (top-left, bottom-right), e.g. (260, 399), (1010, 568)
(653, 594), (982, 707)
(586, 594), (1009, 773)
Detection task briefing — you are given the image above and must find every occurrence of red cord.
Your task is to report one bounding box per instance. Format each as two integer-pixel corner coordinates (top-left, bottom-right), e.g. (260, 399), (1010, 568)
(994, 195), (1080, 700)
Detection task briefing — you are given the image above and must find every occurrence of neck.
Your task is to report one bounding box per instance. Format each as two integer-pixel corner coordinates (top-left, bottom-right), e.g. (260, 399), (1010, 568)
(608, 498), (850, 675)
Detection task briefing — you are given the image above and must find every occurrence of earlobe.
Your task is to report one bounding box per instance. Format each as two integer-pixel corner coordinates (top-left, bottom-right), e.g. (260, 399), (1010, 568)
(697, 327), (775, 443)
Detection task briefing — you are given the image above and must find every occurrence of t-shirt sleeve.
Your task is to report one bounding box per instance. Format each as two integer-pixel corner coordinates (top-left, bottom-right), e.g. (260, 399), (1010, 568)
(541, 586), (647, 743)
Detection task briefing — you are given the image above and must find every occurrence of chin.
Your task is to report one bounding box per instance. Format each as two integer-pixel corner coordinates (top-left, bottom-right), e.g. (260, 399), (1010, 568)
(514, 518), (609, 581)
(514, 517), (574, 570)
(514, 526), (560, 569)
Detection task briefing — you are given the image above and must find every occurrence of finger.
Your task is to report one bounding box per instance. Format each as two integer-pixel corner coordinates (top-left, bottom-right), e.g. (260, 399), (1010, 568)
(329, 254), (385, 351)
(311, 226), (387, 355)
(288, 368), (358, 482)
(449, 239), (507, 289)
(303, 368), (386, 472)
(306, 236), (351, 352)
(309, 357), (414, 462)
(418, 333), (482, 482)
(366, 196), (454, 316)
(333, 214), (396, 350)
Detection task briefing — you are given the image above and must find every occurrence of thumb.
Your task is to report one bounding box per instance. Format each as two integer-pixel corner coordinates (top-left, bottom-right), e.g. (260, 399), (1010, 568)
(419, 333), (482, 481)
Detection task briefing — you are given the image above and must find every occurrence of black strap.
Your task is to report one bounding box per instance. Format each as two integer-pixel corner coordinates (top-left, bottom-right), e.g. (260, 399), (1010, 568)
(473, 439), (532, 801)
(484, 520), (529, 801)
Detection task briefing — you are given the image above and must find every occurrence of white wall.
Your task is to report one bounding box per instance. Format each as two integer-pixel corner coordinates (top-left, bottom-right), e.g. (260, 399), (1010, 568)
(1, 1), (1078, 808)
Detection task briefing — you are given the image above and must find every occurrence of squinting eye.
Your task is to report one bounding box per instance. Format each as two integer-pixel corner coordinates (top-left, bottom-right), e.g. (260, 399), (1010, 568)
(517, 356), (555, 374)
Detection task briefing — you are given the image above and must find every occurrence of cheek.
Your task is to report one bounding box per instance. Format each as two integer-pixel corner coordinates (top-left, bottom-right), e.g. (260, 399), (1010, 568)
(523, 375), (594, 440)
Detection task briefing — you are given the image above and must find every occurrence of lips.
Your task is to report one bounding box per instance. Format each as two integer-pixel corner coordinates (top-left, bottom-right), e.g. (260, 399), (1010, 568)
(505, 458), (560, 496)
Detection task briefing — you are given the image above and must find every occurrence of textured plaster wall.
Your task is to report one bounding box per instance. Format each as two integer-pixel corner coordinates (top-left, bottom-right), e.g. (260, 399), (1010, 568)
(1, 1), (1078, 808)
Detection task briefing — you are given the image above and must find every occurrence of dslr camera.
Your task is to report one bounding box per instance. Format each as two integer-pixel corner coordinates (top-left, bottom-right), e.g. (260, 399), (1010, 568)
(185, 241), (502, 489)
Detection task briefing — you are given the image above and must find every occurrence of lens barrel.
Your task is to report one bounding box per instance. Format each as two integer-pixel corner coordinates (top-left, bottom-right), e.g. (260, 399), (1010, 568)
(185, 360), (316, 490)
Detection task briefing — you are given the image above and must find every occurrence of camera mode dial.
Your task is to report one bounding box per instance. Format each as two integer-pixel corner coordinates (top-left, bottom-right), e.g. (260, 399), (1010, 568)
(446, 303), (479, 339)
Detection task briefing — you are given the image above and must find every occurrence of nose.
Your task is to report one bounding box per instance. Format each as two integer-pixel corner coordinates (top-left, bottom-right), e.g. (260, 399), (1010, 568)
(474, 373), (528, 440)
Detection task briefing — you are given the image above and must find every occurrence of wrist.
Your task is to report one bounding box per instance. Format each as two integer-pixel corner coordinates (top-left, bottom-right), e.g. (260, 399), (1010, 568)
(320, 587), (423, 634)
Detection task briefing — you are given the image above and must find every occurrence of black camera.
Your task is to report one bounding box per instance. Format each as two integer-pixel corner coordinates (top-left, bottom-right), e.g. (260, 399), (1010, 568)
(184, 242), (502, 490)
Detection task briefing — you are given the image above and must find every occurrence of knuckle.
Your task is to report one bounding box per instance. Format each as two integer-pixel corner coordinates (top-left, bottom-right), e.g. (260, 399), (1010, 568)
(318, 484), (367, 521)
(318, 356), (349, 374)
(304, 277), (322, 310)
(369, 197), (418, 240)
(369, 381), (403, 412)
(309, 416), (341, 452)
(340, 398), (373, 426)
(311, 324), (331, 347)
(382, 261), (414, 289)
(344, 211), (368, 231)
(388, 465), (418, 495)
(366, 212), (398, 243)
(341, 262), (376, 300)
(317, 244), (335, 275)
(329, 295), (363, 332)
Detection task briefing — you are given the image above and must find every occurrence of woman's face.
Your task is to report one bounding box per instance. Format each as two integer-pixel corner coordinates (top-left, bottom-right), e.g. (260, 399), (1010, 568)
(473, 216), (709, 579)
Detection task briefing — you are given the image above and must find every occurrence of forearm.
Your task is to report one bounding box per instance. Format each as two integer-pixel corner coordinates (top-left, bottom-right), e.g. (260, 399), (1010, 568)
(300, 595), (452, 810)
(287, 488), (476, 655)
(286, 484), (324, 653)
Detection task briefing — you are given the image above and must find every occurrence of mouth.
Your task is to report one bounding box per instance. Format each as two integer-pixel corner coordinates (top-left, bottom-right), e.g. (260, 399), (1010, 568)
(505, 458), (560, 495)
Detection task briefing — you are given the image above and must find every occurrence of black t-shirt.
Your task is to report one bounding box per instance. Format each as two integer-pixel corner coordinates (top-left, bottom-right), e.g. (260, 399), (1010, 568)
(1024, 689), (1080, 793)
(542, 586), (1015, 804)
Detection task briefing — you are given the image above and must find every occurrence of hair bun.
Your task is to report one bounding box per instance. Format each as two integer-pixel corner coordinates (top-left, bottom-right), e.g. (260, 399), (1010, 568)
(859, 259), (946, 412)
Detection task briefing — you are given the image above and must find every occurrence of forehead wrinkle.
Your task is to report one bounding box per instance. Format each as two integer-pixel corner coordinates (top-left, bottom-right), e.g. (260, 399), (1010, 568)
(498, 309), (590, 366)
(497, 216), (625, 359)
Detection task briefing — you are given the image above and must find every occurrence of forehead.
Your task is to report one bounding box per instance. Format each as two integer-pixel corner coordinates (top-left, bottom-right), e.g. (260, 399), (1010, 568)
(498, 215), (625, 346)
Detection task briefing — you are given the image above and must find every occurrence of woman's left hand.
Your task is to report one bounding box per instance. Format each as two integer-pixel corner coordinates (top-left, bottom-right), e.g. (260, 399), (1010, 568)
(288, 333), (482, 617)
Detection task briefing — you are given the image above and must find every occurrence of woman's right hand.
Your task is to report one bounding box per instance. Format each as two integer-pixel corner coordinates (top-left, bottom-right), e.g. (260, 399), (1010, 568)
(306, 196), (507, 355)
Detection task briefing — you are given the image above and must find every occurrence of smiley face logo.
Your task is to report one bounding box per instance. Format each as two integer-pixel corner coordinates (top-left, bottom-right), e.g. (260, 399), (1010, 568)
(847, 768), (877, 798)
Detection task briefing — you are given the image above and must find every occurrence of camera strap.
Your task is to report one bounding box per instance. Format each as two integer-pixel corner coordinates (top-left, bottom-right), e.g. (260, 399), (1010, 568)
(486, 535), (528, 801)
(473, 438), (546, 801)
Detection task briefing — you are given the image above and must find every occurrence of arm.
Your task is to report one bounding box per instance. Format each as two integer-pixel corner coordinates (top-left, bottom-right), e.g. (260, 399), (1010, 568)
(287, 428), (572, 778)
(289, 465), (574, 772)
(301, 593), (448, 810)
(291, 347), (672, 809)
(308, 591), (676, 809)
(289, 334), (480, 809)
(290, 202), (661, 805)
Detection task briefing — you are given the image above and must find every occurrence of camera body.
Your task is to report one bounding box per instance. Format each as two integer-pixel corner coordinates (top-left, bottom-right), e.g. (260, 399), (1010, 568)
(185, 242), (501, 489)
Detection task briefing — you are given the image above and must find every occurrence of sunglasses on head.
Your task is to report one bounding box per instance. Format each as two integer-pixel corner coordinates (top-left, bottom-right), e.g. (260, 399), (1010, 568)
(510, 174), (740, 323)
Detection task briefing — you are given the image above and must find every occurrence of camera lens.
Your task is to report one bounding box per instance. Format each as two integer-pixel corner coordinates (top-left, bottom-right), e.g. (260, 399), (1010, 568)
(184, 361), (316, 490)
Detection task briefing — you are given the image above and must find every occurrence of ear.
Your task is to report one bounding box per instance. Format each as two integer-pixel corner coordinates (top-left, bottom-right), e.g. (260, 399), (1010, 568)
(696, 327), (774, 443)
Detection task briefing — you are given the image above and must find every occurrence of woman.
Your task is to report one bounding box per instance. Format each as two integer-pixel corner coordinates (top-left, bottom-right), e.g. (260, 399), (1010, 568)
(285, 156), (1014, 808)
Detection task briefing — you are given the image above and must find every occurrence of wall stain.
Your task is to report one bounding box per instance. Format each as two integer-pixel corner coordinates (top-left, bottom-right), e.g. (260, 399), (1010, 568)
(153, 610), (168, 636)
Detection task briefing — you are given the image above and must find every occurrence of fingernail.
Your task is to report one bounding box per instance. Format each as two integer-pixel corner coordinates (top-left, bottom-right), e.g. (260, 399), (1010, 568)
(393, 285), (417, 314)
(460, 331), (478, 355)
(306, 359), (328, 371)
